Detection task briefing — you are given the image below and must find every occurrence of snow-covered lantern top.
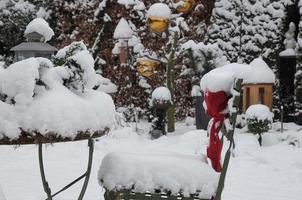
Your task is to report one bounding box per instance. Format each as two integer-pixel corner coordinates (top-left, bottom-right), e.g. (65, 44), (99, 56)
(137, 57), (159, 77)
(175, 0), (196, 13)
(10, 18), (57, 62)
(147, 3), (171, 33)
(242, 57), (275, 112)
(152, 87), (171, 109)
(113, 18), (133, 64)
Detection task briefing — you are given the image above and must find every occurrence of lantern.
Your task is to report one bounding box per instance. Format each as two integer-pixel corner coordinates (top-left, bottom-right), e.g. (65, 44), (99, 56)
(147, 3), (171, 33)
(175, 0), (195, 13)
(137, 58), (158, 77)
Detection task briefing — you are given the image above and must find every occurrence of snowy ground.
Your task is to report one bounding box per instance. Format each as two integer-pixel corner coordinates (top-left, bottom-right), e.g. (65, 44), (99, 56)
(0, 122), (302, 200)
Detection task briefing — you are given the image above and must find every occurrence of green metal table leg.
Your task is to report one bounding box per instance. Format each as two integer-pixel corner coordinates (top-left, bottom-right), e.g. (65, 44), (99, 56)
(78, 138), (94, 200)
(38, 143), (52, 200)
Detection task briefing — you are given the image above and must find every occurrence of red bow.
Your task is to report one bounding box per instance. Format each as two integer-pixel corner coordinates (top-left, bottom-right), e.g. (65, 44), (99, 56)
(204, 91), (228, 172)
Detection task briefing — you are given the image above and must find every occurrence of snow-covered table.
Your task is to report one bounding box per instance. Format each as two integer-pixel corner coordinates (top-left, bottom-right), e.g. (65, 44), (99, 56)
(98, 152), (219, 200)
(0, 52), (116, 199)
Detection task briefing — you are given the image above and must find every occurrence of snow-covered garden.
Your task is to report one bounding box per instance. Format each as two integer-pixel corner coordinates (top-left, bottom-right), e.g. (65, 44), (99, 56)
(1, 0), (302, 200)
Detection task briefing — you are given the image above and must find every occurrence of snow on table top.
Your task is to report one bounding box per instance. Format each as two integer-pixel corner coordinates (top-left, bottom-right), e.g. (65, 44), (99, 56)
(245, 104), (273, 121)
(98, 152), (218, 198)
(152, 87), (171, 102)
(147, 3), (171, 19)
(0, 57), (115, 140)
(114, 18), (133, 39)
(24, 18), (54, 42)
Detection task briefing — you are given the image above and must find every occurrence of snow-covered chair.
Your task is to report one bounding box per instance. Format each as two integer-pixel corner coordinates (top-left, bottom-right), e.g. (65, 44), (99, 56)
(98, 152), (218, 200)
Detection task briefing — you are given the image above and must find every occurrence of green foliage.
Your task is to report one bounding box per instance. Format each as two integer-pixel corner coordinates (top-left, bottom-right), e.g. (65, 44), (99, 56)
(247, 117), (271, 135)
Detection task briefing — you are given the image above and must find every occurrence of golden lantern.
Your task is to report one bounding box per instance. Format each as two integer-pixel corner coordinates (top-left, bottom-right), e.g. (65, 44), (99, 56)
(175, 0), (195, 13)
(147, 17), (170, 33)
(147, 3), (171, 33)
(137, 58), (159, 77)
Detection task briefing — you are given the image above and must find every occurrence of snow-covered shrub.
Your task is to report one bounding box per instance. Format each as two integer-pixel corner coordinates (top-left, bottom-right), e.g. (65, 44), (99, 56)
(246, 104), (273, 145)
(52, 41), (97, 92)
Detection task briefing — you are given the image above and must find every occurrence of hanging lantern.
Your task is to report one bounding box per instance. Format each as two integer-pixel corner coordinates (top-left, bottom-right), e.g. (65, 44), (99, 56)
(147, 3), (171, 33)
(175, 0), (195, 13)
(137, 58), (158, 77)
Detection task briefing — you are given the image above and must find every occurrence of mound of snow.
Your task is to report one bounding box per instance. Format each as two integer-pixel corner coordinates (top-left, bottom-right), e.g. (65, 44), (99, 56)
(114, 18), (133, 39)
(0, 185), (6, 200)
(246, 104), (273, 121)
(0, 57), (115, 140)
(200, 63), (251, 93)
(152, 87), (171, 102)
(98, 152), (218, 198)
(147, 3), (171, 19)
(24, 18), (54, 42)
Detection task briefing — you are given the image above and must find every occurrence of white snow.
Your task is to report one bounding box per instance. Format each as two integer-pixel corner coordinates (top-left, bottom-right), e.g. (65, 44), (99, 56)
(245, 104), (273, 121)
(0, 57), (115, 139)
(201, 57), (275, 93)
(0, 122), (302, 200)
(24, 18), (54, 42)
(243, 57), (275, 84)
(99, 152), (218, 198)
(114, 18), (133, 40)
(279, 48), (296, 57)
(55, 41), (87, 59)
(151, 87), (171, 102)
(200, 63), (251, 93)
(0, 185), (6, 200)
(96, 74), (118, 94)
(147, 3), (171, 19)
(70, 50), (97, 89)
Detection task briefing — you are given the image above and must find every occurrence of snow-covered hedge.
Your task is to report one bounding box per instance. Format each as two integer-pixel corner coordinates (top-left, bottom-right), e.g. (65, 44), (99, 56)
(0, 42), (115, 141)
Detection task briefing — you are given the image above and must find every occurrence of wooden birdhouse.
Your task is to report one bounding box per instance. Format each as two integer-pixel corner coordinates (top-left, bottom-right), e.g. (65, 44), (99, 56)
(242, 58), (275, 112)
(137, 58), (159, 77)
(175, 0), (195, 13)
(147, 3), (171, 33)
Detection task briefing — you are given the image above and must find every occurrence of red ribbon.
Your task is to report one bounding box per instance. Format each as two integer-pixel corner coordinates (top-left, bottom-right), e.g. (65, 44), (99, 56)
(204, 90), (228, 172)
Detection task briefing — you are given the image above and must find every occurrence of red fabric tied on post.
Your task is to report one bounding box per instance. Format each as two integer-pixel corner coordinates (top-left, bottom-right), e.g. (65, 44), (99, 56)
(204, 90), (228, 172)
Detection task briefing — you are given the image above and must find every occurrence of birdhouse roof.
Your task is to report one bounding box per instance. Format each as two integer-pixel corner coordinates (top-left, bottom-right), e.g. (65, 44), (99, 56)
(243, 57), (275, 84)
(113, 18), (133, 40)
(10, 42), (57, 52)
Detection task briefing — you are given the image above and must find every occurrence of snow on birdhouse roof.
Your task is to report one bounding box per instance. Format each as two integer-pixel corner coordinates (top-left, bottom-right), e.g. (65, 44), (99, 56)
(200, 63), (251, 93)
(243, 57), (275, 84)
(200, 57), (275, 93)
(147, 3), (171, 19)
(114, 18), (133, 40)
(98, 152), (218, 198)
(24, 18), (54, 42)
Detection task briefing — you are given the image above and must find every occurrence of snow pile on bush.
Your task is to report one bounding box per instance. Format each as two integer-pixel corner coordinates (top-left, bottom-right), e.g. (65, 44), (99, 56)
(246, 104), (273, 143)
(24, 18), (54, 42)
(147, 3), (171, 19)
(246, 104), (274, 122)
(0, 42), (115, 140)
(98, 152), (218, 198)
